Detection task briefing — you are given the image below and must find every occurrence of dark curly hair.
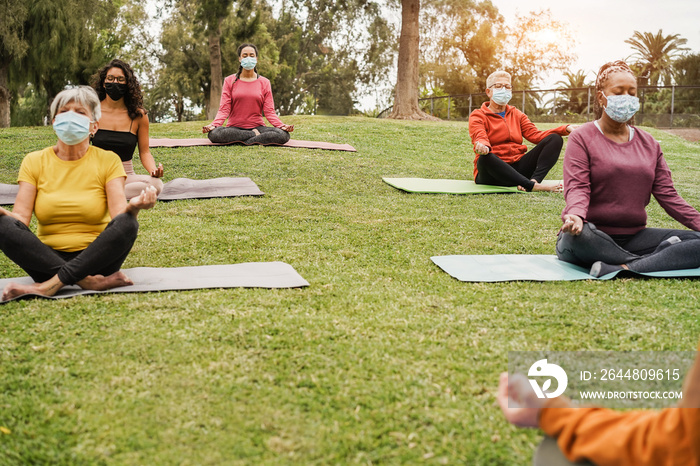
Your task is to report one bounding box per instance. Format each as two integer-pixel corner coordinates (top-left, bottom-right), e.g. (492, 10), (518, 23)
(594, 60), (636, 120)
(235, 43), (259, 80)
(92, 59), (146, 120)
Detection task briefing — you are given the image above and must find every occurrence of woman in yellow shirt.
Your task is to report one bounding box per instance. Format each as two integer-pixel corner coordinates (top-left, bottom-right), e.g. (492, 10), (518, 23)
(0, 86), (157, 301)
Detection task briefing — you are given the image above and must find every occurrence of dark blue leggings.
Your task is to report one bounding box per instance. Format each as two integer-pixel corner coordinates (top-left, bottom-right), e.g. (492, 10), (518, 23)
(0, 213), (138, 284)
(208, 125), (290, 145)
(475, 134), (563, 191)
(556, 222), (700, 272)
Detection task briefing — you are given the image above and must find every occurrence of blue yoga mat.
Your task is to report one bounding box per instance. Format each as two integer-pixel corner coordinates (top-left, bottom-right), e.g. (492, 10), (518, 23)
(431, 254), (700, 282)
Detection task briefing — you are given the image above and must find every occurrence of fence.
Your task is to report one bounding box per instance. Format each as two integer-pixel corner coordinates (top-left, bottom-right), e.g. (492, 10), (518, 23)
(377, 85), (700, 128)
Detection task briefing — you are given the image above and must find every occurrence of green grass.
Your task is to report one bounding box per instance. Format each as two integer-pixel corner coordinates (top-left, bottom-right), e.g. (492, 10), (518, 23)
(1, 116), (699, 464)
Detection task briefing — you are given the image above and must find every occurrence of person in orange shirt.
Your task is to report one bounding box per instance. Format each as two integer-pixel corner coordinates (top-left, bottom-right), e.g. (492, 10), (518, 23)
(469, 71), (576, 192)
(497, 341), (700, 465)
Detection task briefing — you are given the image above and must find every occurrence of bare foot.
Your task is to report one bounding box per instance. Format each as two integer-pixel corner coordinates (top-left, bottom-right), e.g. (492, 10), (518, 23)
(2, 282), (54, 301)
(78, 271), (133, 291)
(531, 180), (563, 193)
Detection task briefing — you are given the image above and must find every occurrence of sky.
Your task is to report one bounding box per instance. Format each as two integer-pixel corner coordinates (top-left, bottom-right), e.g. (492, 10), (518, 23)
(489, 0), (700, 88)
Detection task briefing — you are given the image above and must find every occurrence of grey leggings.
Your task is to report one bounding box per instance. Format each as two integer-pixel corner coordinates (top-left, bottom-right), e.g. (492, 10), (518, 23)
(208, 125), (290, 145)
(0, 213), (138, 285)
(556, 222), (700, 272)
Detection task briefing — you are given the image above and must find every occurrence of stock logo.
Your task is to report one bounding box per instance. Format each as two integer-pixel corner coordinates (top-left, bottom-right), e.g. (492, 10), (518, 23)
(528, 359), (568, 398)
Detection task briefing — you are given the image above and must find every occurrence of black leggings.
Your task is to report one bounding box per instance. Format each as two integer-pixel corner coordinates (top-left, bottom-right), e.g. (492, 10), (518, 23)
(556, 222), (700, 272)
(0, 213), (139, 285)
(208, 125), (290, 145)
(475, 134), (563, 191)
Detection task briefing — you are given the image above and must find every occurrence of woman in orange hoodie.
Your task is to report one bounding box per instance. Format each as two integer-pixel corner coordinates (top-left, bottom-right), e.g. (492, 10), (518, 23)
(469, 71), (576, 192)
(497, 341), (700, 465)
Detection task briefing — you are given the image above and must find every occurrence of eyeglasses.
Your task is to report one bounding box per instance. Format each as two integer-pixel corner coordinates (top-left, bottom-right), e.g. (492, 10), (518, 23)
(491, 83), (512, 90)
(105, 75), (126, 84)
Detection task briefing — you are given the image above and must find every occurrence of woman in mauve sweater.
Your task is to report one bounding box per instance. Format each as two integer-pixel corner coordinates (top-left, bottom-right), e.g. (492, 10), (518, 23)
(557, 60), (700, 277)
(202, 43), (294, 145)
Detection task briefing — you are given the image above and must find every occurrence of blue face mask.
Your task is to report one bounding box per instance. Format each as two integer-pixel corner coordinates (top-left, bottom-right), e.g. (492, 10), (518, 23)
(53, 111), (92, 145)
(603, 93), (640, 123)
(491, 87), (512, 106)
(240, 57), (257, 70)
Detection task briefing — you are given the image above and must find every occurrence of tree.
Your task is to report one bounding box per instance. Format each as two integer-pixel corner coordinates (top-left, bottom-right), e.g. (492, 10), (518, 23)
(499, 9), (576, 90)
(389, 0), (438, 120)
(0, 1), (28, 126)
(672, 53), (700, 115)
(421, 0), (503, 97)
(553, 70), (593, 115)
(625, 30), (689, 86)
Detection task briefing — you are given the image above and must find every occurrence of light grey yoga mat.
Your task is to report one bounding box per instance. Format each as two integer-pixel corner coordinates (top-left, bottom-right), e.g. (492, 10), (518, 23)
(1, 178), (263, 204)
(157, 177), (264, 200)
(0, 262), (309, 303)
(383, 178), (521, 194)
(431, 254), (700, 282)
(149, 137), (357, 152)
(0, 183), (19, 205)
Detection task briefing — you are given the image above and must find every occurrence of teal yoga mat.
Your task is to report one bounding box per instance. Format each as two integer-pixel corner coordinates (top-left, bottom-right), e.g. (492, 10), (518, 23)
(431, 254), (700, 282)
(382, 178), (522, 194)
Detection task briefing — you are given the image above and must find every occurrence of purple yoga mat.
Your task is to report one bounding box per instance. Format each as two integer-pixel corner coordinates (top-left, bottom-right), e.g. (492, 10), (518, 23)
(149, 137), (356, 152)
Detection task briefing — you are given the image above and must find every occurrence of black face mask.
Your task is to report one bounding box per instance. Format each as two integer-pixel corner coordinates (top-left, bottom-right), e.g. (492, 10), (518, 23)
(104, 82), (127, 101)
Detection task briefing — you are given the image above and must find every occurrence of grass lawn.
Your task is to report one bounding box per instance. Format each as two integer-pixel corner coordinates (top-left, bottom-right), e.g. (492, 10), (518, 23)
(1, 116), (699, 464)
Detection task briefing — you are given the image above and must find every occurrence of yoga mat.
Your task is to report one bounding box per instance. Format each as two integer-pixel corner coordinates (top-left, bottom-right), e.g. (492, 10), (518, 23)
(383, 178), (521, 194)
(431, 254), (700, 282)
(0, 183), (19, 205)
(158, 177), (264, 200)
(1, 178), (263, 204)
(0, 262), (309, 303)
(149, 137), (356, 152)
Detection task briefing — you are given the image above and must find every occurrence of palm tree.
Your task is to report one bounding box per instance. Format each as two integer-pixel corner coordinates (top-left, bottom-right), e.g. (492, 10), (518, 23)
(625, 30), (689, 86)
(553, 70), (593, 115)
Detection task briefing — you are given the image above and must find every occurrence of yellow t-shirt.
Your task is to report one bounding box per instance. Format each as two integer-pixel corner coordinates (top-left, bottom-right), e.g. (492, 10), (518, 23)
(18, 146), (126, 252)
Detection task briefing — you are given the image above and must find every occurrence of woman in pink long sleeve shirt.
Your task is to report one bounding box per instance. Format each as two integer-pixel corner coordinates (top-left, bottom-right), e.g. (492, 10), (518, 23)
(556, 60), (700, 278)
(202, 43), (294, 145)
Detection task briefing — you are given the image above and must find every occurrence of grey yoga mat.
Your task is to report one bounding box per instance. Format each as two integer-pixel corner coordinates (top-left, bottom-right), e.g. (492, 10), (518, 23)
(149, 137), (357, 152)
(431, 254), (700, 282)
(157, 177), (264, 200)
(0, 262), (309, 303)
(1, 178), (264, 204)
(0, 183), (19, 205)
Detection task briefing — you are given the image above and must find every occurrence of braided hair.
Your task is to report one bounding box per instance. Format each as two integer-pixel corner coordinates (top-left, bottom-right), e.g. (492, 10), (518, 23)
(235, 43), (259, 80)
(594, 60), (636, 119)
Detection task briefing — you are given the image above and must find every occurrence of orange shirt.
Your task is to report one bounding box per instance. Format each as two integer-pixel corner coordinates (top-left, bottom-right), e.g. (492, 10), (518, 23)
(468, 102), (569, 179)
(539, 341), (700, 466)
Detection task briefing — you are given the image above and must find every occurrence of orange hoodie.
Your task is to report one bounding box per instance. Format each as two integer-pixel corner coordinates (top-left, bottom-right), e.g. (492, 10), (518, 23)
(468, 102), (569, 179)
(539, 341), (700, 466)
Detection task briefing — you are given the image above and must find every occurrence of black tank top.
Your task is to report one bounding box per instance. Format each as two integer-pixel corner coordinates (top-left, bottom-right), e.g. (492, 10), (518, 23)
(92, 125), (138, 162)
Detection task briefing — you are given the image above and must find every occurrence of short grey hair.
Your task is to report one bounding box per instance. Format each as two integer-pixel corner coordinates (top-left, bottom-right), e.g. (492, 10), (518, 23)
(486, 71), (511, 89)
(49, 86), (101, 122)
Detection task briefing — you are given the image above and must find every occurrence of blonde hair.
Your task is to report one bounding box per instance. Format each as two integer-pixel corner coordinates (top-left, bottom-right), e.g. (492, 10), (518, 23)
(486, 71), (511, 89)
(49, 86), (101, 122)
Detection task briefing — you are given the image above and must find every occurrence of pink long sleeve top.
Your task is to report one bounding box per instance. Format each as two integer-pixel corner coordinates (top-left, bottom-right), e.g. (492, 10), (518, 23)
(562, 122), (700, 235)
(211, 75), (284, 129)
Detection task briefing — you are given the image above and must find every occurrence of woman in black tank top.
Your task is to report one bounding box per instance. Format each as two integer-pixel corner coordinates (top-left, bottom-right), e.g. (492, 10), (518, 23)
(92, 59), (164, 199)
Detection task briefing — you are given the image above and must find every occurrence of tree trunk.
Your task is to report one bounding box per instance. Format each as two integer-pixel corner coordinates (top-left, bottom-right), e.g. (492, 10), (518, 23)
(207, 19), (224, 120)
(0, 60), (11, 128)
(388, 0), (439, 121)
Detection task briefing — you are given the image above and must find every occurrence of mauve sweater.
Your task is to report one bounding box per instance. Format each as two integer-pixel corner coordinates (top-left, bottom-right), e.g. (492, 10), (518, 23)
(562, 122), (700, 235)
(212, 75), (284, 129)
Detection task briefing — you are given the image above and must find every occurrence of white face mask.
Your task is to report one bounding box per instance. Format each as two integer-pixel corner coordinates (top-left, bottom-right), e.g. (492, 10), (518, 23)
(602, 93), (640, 123)
(491, 87), (512, 106)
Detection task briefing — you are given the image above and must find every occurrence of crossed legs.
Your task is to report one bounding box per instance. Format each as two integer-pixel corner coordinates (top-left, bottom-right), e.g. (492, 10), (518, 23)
(0, 213), (139, 300)
(475, 134), (563, 192)
(208, 125), (290, 145)
(557, 222), (700, 275)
